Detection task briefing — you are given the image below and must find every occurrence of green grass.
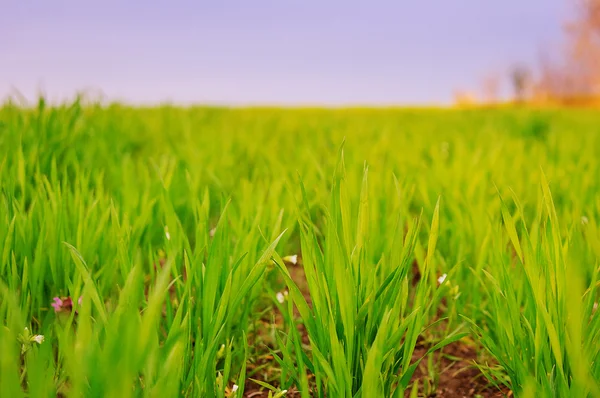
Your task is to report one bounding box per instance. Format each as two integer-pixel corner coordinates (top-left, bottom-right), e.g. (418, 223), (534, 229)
(1, 98), (600, 397)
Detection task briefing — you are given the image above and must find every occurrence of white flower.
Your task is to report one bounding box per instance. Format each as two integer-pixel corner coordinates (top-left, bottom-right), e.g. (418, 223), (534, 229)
(31, 335), (44, 344)
(232, 384), (238, 392)
(437, 273), (447, 284)
(582, 216), (589, 225)
(283, 254), (298, 265)
(276, 292), (286, 304)
(165, 226), (171, 240)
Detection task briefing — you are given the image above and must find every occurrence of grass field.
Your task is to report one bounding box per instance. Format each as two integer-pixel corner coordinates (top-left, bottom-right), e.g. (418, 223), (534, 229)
(1, 99), (600, 397)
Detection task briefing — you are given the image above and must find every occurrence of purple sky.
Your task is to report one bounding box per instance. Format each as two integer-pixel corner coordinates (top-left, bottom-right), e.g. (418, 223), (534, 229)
(1, 0), (569, 105)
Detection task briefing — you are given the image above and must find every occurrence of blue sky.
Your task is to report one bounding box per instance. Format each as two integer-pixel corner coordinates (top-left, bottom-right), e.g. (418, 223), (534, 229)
(1, 0), (569, 105)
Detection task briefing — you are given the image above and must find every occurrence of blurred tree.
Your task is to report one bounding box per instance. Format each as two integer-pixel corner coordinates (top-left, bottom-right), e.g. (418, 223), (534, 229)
(564, 0), (600, 97)
(510, 65), (531, 103)
(497, 0), (600, 106)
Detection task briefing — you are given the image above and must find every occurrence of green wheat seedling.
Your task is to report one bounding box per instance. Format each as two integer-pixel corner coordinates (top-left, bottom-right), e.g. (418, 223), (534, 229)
(272, 149), (466, 397)
(466, 172), (600, 396)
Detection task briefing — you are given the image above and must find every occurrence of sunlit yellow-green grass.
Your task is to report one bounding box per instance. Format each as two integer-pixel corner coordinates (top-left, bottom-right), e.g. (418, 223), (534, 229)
(1, 99), (599, 397)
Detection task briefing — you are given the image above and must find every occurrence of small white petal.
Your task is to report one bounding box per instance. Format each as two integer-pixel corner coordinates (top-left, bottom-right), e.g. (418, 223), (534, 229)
(209, 227), (217, 237)
(437, 273), (447, 284)
(276, 292), (285, 304)
(284, 254), (298, 265)
(32, 335), (44, 344)
(232, 384), (239, 392)
(582, 216), (589, 225)
(165, 226), (171, 240)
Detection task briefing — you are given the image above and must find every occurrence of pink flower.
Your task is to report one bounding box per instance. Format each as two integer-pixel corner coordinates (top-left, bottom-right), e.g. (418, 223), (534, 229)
(51, 296), (82, 313)
(51, 297), (64, 312)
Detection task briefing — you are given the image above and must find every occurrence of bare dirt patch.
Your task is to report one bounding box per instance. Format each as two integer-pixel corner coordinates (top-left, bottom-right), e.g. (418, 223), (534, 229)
(408, 339), (510, 398)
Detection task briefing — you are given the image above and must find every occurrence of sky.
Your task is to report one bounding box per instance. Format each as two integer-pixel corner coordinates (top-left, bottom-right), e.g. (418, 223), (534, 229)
(1, 0), (570, 106)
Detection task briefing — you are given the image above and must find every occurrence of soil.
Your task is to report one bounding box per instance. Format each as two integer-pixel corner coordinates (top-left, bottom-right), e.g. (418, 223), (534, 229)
(408, 339), (511, 398)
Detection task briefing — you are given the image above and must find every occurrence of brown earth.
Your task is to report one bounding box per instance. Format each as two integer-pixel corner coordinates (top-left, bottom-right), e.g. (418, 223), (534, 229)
(407, 339), (510, 398)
